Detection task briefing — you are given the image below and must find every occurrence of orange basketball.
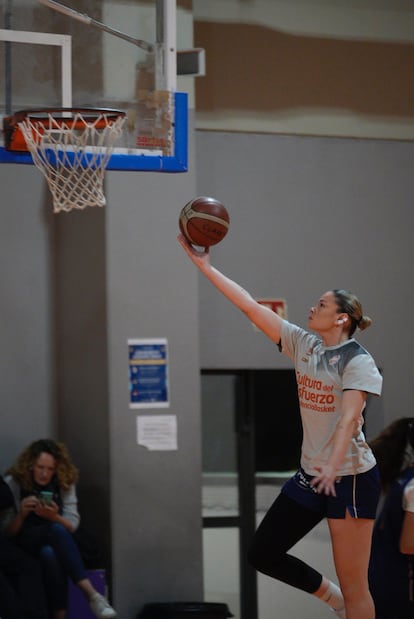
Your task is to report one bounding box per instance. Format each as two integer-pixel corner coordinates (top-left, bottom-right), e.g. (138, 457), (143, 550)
(179, 196), (230, 248)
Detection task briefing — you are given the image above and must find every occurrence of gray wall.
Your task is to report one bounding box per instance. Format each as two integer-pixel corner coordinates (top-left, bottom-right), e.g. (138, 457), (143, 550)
(0, 165), (56, 464)
(53, 207), (112, 575)
(105, 164), (203, 610)
(196, 130), (414, 435)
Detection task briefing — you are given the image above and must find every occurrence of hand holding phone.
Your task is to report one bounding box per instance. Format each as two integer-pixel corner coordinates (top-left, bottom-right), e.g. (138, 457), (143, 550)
(39, 490), (54, 505)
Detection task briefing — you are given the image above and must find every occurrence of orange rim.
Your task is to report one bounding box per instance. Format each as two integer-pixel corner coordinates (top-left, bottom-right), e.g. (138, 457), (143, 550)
(3, 107), (126, 152)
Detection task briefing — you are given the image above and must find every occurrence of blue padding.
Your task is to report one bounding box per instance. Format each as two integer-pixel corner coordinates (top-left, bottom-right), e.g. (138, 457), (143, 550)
(0, 92), (188, 173)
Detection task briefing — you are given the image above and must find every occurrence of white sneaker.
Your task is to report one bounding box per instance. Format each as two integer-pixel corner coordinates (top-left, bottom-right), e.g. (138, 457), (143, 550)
(89, 592), (117, 619)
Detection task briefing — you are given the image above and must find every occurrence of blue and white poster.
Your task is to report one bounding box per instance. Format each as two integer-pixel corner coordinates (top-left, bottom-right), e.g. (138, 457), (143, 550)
(128, 338), (170, 409)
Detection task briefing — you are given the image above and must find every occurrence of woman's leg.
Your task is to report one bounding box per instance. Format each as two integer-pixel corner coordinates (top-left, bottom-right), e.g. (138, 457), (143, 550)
(39, 544), (68, 618)
(47, 524), (88, 584)
(249, 492), (345, 617)
(248, 492), (324, 591)
(47, 524), (116, 618)
(328, 511), (375, 619)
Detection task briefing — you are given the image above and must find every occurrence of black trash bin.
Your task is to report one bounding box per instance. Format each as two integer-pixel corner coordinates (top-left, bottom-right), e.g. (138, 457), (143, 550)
(138, 602), (233, 619)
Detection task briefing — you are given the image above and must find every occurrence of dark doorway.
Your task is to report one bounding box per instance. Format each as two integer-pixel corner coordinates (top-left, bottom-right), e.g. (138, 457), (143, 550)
(201, 369), (301, 619)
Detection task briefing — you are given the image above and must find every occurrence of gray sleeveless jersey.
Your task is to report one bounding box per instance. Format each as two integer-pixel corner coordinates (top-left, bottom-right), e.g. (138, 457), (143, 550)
(280, 320), (382, 476)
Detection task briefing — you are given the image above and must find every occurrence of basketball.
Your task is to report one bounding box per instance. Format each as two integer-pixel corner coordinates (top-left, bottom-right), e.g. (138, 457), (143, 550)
(179, 196), (230, 248)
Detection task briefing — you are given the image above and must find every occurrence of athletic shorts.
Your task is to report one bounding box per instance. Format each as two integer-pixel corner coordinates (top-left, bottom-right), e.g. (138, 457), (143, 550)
(281, 465), (380, 519)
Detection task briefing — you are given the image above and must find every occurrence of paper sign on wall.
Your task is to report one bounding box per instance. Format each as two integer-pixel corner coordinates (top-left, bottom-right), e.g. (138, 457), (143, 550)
(137, 415), (177, 451)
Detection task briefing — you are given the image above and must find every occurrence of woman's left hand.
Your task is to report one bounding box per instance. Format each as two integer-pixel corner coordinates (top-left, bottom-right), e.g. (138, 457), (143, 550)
(310, 464), (338, 496)
(34, 501), (59, 521)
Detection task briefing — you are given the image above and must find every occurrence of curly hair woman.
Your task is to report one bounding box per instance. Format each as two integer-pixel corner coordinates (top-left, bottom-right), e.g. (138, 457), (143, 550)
(1, 439), (116, 619)
(369, 418), (414, 619)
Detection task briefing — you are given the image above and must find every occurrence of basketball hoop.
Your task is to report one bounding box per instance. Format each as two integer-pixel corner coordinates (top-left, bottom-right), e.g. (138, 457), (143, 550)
(5, 108), (126, 213)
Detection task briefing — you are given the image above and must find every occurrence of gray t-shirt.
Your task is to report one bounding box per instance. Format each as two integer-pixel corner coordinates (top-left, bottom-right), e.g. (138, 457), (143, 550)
(281, 320), (382, 476)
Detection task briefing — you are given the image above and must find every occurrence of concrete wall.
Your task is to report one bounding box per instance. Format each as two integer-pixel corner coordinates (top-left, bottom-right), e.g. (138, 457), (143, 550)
(193, 0), (414, 139)
(195, 129), (414, 431)
(104, 158), (203, 611)
(0, 165), (56, 468)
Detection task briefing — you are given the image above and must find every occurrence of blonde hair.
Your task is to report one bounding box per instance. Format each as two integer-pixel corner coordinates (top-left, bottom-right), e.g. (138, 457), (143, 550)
(7, 439), (79, 492)
(333, 289), (372, 336)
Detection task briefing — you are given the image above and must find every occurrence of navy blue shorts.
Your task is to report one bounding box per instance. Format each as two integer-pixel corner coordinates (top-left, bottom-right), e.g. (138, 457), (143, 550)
(281, 465), (380, 519)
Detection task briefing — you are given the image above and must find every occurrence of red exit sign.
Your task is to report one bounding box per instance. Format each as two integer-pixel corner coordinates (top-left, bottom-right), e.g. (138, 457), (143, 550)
(257, 298), (287, 319)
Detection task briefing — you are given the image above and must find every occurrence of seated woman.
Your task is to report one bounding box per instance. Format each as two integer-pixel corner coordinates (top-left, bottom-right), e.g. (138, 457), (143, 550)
(1, 439), (117, 619)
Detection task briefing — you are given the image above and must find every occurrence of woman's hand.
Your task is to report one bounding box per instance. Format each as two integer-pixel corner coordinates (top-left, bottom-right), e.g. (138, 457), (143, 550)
(310, 464), (338, 496)
(34, 500), (59, 521)
(311, 391), (366, 497)
(177, 234), (211, 271)
(20, 495), (40, 518)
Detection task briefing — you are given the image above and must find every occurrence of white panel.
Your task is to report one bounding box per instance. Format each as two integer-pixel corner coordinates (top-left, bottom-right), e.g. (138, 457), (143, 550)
(0, 29), (72, 108)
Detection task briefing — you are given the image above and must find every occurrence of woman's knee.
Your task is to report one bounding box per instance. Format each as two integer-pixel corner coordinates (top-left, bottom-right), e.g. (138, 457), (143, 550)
(39, 543), (62, 575)
(39, 544), (56, 562)
(247, 532), (284, 573)
(49, 522), (67, 537)
(48, 522), (74, 547)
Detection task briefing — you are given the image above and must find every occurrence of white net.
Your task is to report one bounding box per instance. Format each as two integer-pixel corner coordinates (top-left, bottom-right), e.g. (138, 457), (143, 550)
(18, 110), (126, 213)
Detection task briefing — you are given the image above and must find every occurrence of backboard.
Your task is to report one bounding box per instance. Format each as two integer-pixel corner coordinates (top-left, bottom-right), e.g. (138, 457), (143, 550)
(0, 0), (188, 172)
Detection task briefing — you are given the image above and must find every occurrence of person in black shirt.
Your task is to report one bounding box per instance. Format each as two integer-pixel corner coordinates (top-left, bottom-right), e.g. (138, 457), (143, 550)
(0, 476), (48, 619)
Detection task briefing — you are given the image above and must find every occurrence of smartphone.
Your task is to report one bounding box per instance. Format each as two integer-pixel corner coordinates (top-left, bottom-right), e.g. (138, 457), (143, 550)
(39, 490), (54, 505)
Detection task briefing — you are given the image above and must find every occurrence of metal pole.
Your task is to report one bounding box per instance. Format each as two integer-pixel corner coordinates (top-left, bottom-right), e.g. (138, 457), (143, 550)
(4, 0), (13, 115)
(161, 0), (177, 92)
(37, 0), (153, 52)
(236, 371), (258, 619)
